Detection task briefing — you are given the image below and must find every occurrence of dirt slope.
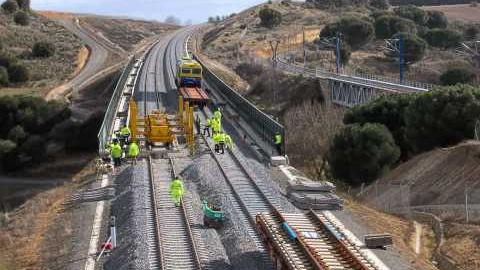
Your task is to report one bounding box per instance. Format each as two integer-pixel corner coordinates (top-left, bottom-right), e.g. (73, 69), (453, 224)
(363, 140), (480, 207)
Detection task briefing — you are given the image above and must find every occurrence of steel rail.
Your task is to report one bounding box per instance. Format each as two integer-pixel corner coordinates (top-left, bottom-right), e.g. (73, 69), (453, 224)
(146, 155), (163, 269)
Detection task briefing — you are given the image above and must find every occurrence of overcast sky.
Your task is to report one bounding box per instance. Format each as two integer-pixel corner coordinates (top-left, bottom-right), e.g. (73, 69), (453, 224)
(32, 0), (275, 23)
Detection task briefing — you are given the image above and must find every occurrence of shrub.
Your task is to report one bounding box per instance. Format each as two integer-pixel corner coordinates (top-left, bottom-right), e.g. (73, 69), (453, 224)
(394, 5), (428, 26)
(464, 25), (479, 40)
(0, 139), (16, 155)
(1, 0), (18, 13)
(235, 62), (264, 82)
(0, 66), (8, 85)
(13, 10), (29, 26)
(328, 123), (400, 186)
(339, 43), (351, 65)
(375, 15), (417, 39)
(344, 94), (415, 158)
(32, 41), (55, 57)
(20, 135), (46, 163)
(440, 67), (475, 86)
(8, 63), (29, 82)
(424, 28), (461, 49)
(0, 40), (3, 51)
(369, 0), (389, 10)
(426, 10), (448, 29)
(404, 84), (480, 153)
(7, 125), (28, 143)
(320, 16), (375, 49)
(15, 0), (29, 10)
(259, 7), (282, 28)
(0, 52), (14, 68)
(385, 33), (427, 63)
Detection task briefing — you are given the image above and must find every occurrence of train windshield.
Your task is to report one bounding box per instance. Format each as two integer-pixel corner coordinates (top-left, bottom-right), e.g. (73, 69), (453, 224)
(182, 68), (191, 74)
(192, 68), (201, 75)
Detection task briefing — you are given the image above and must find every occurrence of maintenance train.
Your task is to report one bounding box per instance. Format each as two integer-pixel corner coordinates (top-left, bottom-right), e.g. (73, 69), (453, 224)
(176, 54), (209, 108)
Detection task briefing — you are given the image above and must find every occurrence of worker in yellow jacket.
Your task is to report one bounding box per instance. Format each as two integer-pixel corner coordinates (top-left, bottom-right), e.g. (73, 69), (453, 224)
(111, 139), (123, 167)
(170, 176), (184, 207)
(128, 141), (139, 165)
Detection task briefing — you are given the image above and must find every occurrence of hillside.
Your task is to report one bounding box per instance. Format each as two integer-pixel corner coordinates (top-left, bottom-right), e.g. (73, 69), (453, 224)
(80, 16), (178, 51)
(201, 1), (480, 86)
(0, 10), (82, 96)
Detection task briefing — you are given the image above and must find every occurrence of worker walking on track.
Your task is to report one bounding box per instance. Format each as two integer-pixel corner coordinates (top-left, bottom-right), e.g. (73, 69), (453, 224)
(204, 117), (211, 137)
(212, 117), (221, 134)
(128, 141), (139, 165)
(170, 176), (184, 207)
(195, 115), (201, 135)
(218, 132), (226, 154)
(225, 134), (233, 150)
(214, 108), (222, 120)
(213, 132), (220, 153)
(274, 132), (282, 156)
(119, 126), (131, 147)
(111, 139), (123, 168)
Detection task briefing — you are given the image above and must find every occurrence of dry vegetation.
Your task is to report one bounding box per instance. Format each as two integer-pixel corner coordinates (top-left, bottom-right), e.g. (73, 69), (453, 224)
(441, 222), (480, 269)
(0, 12), (82, 97)
(81, 16), (179, 51)
(422, 4), (480, 22)
(0, 160), (98, 270)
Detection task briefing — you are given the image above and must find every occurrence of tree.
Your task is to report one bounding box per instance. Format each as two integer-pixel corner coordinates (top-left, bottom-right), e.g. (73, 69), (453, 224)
(13, 10), (29, 25)
(404, 84), (480, 153)
(385, 33), (427, 63)
(0, 139), (16, 155)
(32, 41), (55, 57)
(426, 10), (448, 29)
(369, 0), (389, 10)
(339, 44), (352, 65)
(394, 5), (428, 26)
(344, 94), (416, 158)
(440, 67), (475, 86)
(320, 16), (375, 49)
(464, 25), (479, 40)
(328, 123), (400, 186)
(374, 15), (417, 39)
(7, 125), (27, 143)
(259, 7), (282, 28)
(15, 0), (29, 10)
(0, 66), (8, 85)
(424, 28), (461, 49)
(1, 0), (17, 13)
(8, 63), (29, 82)
(164, 15), (181, 25)
(20, 135), (46, 163)
(208, 17), (214, 23)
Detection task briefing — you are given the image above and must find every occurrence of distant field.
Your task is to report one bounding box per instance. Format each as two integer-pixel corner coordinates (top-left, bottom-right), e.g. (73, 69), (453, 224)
(422, 4), (480, 22)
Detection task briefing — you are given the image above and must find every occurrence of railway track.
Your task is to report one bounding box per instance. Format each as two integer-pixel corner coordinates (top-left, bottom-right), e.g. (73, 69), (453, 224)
(146, 155), (203, 270)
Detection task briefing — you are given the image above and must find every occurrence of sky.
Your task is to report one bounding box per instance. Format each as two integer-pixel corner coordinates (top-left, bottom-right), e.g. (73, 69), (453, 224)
(32, 0), (275, 24)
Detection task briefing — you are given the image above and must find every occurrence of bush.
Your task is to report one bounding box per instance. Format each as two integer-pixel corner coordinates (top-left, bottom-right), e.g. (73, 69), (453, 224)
(13, 10), (29, 25)
(7, 125), (27, 143)
(20, 135), (46, 163)
(15, 0), (29, 10)
(464, 25), (479, 40)
(426, 10), (448, 28)
(0, 52), (14, 68)
(1, 0), (17, 13)
(259, 7), (282, 28)
(404, 84), (480, 153)
(235, 62), (264, 82)
(0, 66), (8, 85)
(440, 67), (475, 86)
(344, 94), (415, 158)
(394, 5), (428, 26)
(369, 0), (389, 10)
(339, 44), (351, 65)
(385, 33), (427, 63)
(0, 139), (16, 155)
(374, 15), (417, 39)
(328, 123), (400, 186)
(8, 63), (29, 82)
(424, 28), (461, 49)
(320, 16), (375, 49)
(32, 41), (55, 57)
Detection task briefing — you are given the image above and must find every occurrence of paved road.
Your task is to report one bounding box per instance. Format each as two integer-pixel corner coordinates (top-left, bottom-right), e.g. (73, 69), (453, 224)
(45, 17), (117, 100)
